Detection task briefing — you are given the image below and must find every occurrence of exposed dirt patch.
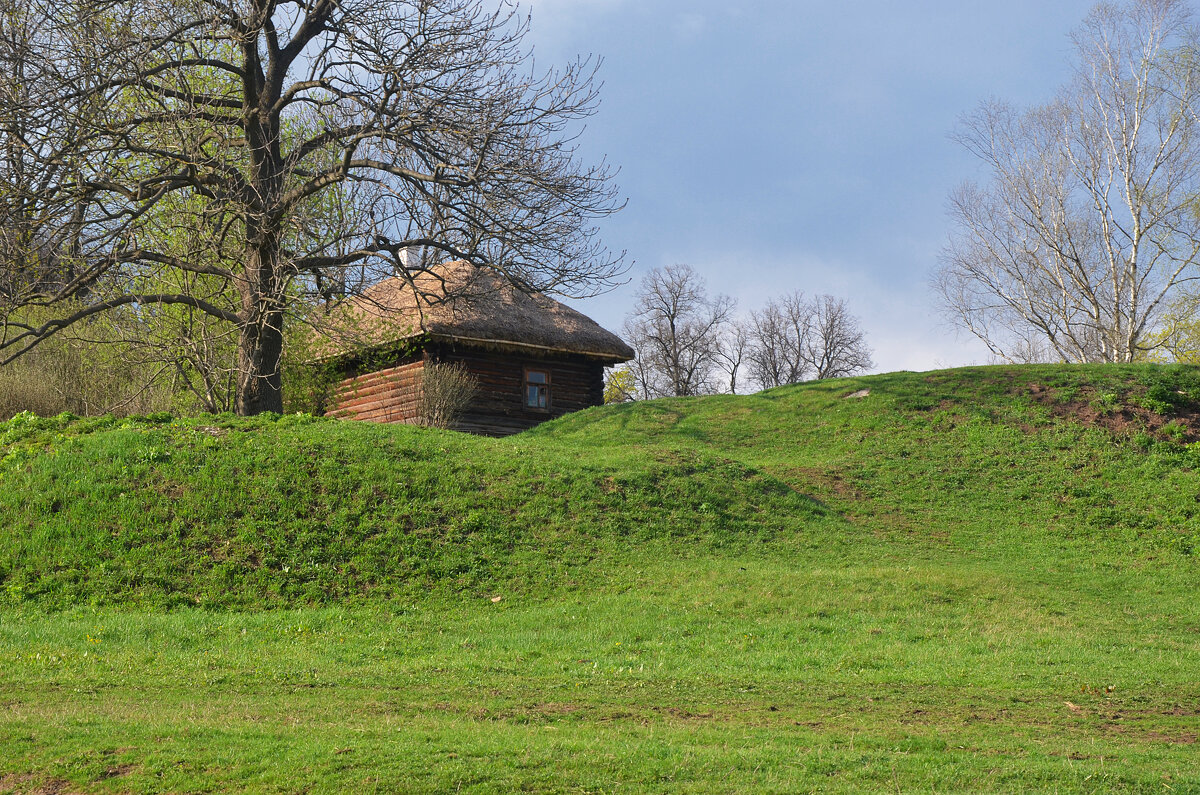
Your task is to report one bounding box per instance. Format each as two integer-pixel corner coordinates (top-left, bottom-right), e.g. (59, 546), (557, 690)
(1079, 703), (1200, 744)
(1122, 704), (1200, 718)
(440, 700), (738, 726)
(153, 482), (188, 499)
(773, 465), (924, 536)
(1099, 718), (1200, 744)
(520, 702), (585, 717)
(1166, 705), (1200, 717)
(779, 466), (865, 502)
(98, 764), (136, 780)
(1024, 383), (1200, 443)
(650, 706), (717, 721)
(1145, 732), (1198, 744)
(444, 701), (588, 722)
(0, 773), (85, 795)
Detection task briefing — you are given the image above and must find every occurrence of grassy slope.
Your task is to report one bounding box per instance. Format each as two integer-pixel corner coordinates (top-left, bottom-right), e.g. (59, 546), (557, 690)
(0, 364), (1198, 793)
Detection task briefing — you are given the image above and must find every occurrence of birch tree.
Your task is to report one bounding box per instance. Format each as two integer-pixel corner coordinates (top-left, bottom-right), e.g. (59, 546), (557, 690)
(936, 0), (1200, 363)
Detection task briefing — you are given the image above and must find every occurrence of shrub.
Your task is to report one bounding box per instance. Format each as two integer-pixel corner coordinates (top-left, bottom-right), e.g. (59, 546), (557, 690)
(419, 362), (479, 429)
(0, 331), (178, 420)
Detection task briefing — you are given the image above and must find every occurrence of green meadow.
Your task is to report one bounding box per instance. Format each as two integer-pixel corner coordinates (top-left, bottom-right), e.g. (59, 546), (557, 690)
(0, 364), (1197, 792)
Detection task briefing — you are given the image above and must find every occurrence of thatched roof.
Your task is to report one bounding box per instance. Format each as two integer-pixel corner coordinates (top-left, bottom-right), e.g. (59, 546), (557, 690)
(321, 261), (633, 363)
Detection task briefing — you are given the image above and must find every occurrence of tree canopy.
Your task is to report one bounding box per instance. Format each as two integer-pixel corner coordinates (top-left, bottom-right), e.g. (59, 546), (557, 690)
(0, 0), (623, 413)
(936, 0), (1200, 363)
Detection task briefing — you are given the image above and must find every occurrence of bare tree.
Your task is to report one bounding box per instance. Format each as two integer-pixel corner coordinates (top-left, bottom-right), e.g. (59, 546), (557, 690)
(744, 291), (871, 388)
(623, 264), (733, 398)
(802, 294), (873, 379)
(936, 0), (1200, 363)
(714, 319), (750, 394)
(984, 329), (1060, 365)
(0, 0), (623, 414)
(0, 0), (95, 303)
(745, 291), (812, 388)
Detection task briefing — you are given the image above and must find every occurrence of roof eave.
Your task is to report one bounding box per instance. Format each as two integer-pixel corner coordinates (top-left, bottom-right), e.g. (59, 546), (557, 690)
(426, 333), (633, 363)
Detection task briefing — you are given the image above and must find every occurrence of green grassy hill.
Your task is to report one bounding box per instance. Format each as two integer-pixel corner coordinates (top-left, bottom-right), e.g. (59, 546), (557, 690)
(3, 363), (1197, 609)
(1, 364), (1198, 792)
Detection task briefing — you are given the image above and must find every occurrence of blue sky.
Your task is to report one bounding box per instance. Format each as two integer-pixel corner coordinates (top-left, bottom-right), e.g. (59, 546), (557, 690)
(522, 0), (1100, 373)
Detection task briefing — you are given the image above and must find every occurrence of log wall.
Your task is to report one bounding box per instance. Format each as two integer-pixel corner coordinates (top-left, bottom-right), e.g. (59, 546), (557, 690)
(323, 343), (608, 436)
(325, 355), (425, 424)
(432, 345), (605, 436)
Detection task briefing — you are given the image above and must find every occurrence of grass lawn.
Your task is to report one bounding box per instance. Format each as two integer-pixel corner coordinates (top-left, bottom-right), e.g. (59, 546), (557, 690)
(1, 364), (1198, 792)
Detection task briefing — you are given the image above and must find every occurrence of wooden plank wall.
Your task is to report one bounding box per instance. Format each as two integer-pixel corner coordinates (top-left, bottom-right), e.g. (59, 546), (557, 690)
(433, 346), (605, 437)
(324, 344), (608, 436)
(326, 357), (426, 423)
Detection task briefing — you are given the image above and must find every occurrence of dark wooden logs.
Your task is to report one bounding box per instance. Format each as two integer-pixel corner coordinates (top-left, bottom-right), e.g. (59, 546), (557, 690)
(324, 342), (607, 435)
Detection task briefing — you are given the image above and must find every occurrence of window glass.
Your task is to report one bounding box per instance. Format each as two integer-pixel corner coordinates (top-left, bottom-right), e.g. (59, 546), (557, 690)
(525, 369), (550, 408)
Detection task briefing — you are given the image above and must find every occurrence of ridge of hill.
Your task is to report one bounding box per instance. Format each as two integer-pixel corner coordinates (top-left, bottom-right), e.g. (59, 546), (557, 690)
(2, 363), (1198, 610)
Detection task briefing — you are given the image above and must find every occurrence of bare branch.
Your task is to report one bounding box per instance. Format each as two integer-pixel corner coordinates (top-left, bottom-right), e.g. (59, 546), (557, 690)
(937, 0), (1200, 362)
(622, 264), (733, 398)
(1, 293), (242, 365)
(1, 0), (625, 414)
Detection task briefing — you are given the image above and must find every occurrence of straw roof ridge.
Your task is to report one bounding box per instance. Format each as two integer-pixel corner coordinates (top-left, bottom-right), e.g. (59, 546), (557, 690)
(336, 261), (634, 362)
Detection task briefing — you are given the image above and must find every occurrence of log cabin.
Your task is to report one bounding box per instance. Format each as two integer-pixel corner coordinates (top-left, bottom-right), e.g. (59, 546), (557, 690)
(320, 261), (634, 436)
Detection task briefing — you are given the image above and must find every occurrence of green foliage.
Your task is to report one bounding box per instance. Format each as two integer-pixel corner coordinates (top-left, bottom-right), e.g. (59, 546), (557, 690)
(0, 308), (185, 420)
(1143, 289), (1200, 363)
(1091, 389), (1121, 414)
(281, 359), (340, 415)
(603, 365), (636, 403)
(1135, 364), (1200, 414)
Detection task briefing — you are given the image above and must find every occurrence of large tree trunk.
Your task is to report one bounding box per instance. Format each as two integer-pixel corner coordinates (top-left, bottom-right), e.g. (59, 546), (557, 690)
(235, 243), (286, 415)
(235, 310), (284, 414)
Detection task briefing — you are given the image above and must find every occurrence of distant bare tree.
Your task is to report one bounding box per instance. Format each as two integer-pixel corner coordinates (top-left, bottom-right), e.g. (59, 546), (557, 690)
(0, 0), (624, 415)
(744, 291), (871, 388)
(714, 319), (750, 394)
(803, 294), (873, 379)
(746, 291), (812, 388)
(936, 0), (1200, 363)
(985, 330), (1060, 365)
(623, 264), (733, 398)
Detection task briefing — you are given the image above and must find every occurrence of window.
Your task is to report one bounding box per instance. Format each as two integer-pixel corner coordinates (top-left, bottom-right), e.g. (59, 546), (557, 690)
(525, 368), (550, 409)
